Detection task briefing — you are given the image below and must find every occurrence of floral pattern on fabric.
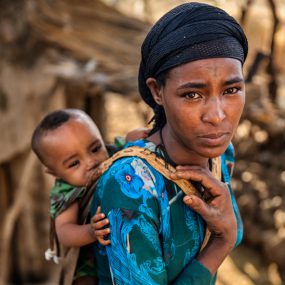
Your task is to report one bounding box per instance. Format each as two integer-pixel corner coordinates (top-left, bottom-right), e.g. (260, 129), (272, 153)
(91, 139), (242, 285)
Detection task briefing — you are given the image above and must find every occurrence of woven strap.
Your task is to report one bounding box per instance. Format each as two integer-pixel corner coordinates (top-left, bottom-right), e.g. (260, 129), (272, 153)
(91, 146), (221, 195)
(91, 146), (202, 196)
(90, 146), (221, 252)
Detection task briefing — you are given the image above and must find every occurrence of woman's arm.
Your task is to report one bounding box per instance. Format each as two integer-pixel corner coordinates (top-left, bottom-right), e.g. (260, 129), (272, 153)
(171, 165), (238, 275)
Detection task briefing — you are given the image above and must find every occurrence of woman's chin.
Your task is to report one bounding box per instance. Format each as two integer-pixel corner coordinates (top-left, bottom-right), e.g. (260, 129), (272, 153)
(199, 144), (229, 159)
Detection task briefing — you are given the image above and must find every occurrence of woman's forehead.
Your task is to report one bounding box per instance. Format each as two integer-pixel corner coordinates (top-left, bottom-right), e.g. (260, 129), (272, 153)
(167, 58), (243, 81)
(138, 3), (247, 109)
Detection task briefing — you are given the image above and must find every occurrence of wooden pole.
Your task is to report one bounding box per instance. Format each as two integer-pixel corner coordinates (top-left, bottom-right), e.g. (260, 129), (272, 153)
(0, 152), (37, 285)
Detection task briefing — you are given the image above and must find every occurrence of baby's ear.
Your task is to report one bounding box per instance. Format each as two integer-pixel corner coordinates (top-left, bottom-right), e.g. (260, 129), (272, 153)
(45, 168), (57, 177)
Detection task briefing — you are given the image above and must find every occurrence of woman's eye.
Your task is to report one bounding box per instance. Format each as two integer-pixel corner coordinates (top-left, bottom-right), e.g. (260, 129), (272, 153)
(224, 87), (240, 95)
(183, 92), (201, 99)
(91, 145), (101, 153)
(68, 160), (79, 168)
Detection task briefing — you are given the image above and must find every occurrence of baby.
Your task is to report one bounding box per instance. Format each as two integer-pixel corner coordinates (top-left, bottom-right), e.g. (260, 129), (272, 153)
(31, 108), (149, 285)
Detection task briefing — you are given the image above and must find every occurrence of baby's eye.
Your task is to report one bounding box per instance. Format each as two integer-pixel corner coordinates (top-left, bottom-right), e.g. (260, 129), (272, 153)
(68, 160), (80, 168)
(224, 87), (240, 95)
(91, 145), (101, 153)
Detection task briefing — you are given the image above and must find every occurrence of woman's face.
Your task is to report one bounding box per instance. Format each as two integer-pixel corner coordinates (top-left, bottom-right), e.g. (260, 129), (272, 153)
(149, 58), (245, 162)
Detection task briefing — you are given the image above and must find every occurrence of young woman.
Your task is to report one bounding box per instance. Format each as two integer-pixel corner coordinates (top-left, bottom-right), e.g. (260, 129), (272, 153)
(91, 2), (248, 284)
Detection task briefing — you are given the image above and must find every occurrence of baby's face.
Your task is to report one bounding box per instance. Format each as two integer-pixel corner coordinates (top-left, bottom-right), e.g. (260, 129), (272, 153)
(41, 118), (109, 186)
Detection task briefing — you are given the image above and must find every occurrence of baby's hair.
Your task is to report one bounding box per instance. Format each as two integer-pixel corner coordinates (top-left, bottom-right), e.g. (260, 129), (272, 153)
(31, 109), (85, 163)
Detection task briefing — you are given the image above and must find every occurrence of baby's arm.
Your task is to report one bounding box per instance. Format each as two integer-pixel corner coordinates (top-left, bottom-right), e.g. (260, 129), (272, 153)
(55, 203), (109, 247)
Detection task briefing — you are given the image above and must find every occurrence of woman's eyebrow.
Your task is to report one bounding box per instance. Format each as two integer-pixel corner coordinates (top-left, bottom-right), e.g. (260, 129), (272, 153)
(224, 77), (244, 85)
(178, 82), (207, 89)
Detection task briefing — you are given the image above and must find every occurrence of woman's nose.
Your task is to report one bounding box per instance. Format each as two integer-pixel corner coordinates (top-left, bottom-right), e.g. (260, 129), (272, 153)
(202, 97), (226, 125)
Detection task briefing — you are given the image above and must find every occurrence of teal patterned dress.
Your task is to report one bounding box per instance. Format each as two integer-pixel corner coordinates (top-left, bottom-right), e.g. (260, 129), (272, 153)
(91, 139), (243, 285)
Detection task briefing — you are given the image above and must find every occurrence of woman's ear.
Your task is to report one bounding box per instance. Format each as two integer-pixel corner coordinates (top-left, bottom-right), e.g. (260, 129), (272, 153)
(146, 78), (163, 106)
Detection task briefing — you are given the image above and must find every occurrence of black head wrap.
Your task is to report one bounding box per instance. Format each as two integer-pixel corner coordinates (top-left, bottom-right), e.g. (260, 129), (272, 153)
(139, 2), (248, 109)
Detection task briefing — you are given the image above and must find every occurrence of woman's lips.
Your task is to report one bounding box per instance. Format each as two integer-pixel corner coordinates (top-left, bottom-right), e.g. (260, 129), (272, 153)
(198, 132), (230, 146)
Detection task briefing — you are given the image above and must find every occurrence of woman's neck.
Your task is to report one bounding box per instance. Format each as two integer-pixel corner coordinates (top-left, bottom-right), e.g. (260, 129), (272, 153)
(148, 127), (209, 168)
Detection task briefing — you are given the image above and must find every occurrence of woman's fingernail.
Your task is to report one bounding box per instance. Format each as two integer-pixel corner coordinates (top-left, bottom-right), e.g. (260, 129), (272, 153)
(184, 196), (193, 204)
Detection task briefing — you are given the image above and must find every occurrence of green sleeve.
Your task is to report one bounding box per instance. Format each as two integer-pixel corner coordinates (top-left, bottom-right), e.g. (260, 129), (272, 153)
(49, 179), (84, 219)
(173, 259), (214, 284)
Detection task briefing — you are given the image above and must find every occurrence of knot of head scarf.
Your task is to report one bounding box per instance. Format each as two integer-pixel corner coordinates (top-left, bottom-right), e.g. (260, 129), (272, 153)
(139, 2), (248, 109)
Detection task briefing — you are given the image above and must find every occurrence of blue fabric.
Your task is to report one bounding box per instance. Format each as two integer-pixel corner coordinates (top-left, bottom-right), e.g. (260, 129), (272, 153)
(222, 144), (243, 246)
(91, 139), (242, 284)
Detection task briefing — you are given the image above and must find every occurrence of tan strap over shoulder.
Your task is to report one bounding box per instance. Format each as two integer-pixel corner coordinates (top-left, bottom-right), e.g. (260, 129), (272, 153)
(91, 146), (221, 196)
(91, 146), (200, 196)
(89, 146), (221, 252)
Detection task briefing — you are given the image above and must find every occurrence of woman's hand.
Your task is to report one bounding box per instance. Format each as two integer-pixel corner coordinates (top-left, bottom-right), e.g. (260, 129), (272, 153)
(170, 165), (237, 274)
(90, 206), (111, 246)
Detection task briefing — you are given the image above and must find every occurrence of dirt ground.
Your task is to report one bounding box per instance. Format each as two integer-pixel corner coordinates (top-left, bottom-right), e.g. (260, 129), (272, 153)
(105, 93), (284, 285)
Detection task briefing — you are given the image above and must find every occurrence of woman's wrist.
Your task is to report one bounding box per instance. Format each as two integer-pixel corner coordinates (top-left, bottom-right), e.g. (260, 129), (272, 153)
(197, 235), (233, 275)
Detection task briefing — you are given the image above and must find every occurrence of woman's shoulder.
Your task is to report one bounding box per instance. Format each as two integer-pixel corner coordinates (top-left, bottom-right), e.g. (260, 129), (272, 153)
(96, 139), (165, 199)
(93, 140), (166, 217)
(103, 139), (159, 174)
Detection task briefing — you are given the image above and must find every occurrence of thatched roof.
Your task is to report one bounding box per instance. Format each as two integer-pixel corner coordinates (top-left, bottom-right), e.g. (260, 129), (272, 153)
(30, 0), (149, 94)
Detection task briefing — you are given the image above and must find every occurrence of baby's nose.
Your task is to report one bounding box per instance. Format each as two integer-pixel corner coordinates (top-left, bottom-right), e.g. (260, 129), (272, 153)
(87, 159), (99, 171)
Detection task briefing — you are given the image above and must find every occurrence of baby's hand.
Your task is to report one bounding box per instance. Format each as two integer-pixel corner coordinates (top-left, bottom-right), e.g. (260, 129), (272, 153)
(91, 206), (111, 245)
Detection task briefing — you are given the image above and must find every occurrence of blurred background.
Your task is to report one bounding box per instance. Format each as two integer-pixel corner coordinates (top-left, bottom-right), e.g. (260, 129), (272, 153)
(0, 0), (284, 284)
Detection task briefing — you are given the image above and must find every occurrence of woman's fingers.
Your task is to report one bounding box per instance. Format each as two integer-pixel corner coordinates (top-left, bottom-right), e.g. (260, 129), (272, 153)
(184, 195), (220, 222)
(183, 195), (209, 215)
(183, 195), (222, 227)
(175, 165), (237, 246)
(170, 166), (224, 198)
(183, 191), (237, 246)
